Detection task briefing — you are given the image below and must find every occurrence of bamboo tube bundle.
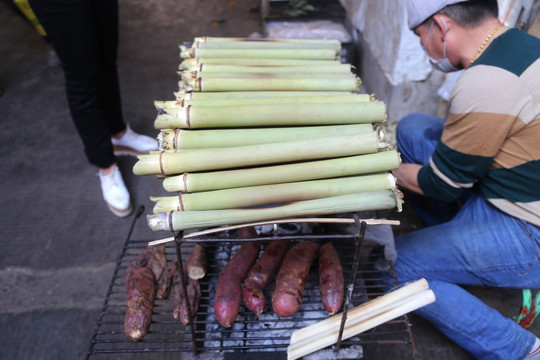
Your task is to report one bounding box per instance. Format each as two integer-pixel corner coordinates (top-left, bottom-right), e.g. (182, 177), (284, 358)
(147, 189), (402, 232)
(157, 94), (371, 109)
(154, 102), (385, 129)
(162, 151), (401, 193)
(181, 70), (356, 81)
(133, 132), (387, 176)
(156, 124), (374, 151)
(151, 173), (396, 213)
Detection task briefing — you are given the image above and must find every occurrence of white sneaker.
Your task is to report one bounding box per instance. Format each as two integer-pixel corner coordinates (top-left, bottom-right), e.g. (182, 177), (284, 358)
(98, 164), (132, 217)
(111, 125), (158, 156)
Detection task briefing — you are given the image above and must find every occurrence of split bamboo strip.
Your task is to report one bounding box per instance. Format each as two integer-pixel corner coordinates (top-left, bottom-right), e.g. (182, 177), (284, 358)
(172, 90), (357, 101)
(180, 58), (341, 70)
(146, 189), (401, 232)
(133, 132), (384, 176)
(179, 76), (360, 92)
(151, 173), (396, 212)
(186, 63), (352, 73)
(287, 288), (435, 360)
(160, 94), (370, 108)
(147, 218), (402, 247)
(162, 151), (401, 193)
(157, 124), (373, 151)
(181, 71), (355, 80)
(289, 278), (429, 344)
(180, 47), (339, 60)
(154, 102), (384, 129)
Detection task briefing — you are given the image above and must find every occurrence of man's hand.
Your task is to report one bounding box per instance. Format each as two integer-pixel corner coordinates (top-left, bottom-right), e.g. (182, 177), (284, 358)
(392, 163), (424, 195)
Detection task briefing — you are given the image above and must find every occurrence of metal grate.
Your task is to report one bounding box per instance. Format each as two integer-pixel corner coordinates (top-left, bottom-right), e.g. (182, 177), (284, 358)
(86, 206), (416, 359)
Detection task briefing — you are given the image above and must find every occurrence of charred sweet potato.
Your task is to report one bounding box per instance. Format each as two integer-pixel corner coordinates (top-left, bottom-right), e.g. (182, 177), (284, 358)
(156, 258), (178, 300)
(124, 267), (155, 341)
(272, 241), (319, 317)
(319, 242), (344, 315)
(186, 244), (207, 280)
(172, 266), (200, 325)
(242, 239), (290, 316)
(214, 226), (260, 328)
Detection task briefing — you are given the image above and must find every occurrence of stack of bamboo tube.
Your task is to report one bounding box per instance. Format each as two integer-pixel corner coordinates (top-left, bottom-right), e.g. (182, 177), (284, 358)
(133, 37), (403, 232)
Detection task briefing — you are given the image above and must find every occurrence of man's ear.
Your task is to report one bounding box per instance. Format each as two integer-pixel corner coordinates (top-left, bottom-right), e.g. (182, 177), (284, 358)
(433, 15), (451, 39)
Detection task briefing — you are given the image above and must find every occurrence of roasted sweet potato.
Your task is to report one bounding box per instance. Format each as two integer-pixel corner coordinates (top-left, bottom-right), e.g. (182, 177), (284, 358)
(242, 239), (290, 316)
(147, 244), (167, 281)
(186, 244), (207, 280)
(124, 248), (153, 286)
(124, 267), (155, 341)
(156, 258), (178, 300)
(172, 266), (200, 325)
(214, 226), (260, 328)
(272, 241), (319, 317)
(319, 242), (344, 315)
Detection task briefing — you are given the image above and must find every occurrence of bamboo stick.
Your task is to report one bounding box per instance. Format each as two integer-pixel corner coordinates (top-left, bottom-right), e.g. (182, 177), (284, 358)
(180, 46), (339, 60)
(162, 94), (371, 109)
(179, 76), (360, 93)
(157, 124), (373, 151)
(287, 288), (436, 360)
(185, 63), (352, 73)
(162, 151), (401, 193)
(151, 173), (396, 212)
(133, 132), (384, 176)
(147, 218), (401, 246)
(154, 102), (384, 130)
(180, 58), (341, 70)
(146, 189), (401, 232)
(171, 90), (358, 101)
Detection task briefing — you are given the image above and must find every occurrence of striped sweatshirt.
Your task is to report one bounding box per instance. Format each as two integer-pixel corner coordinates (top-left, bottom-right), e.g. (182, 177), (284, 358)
(418, 28), (540, 226)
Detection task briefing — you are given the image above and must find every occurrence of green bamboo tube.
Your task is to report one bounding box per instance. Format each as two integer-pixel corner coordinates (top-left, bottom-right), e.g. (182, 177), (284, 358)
(162, 150), (400, 193)
(172, 90), (355, 101)
(157, 94), (370, 109)
(179, 76), (360, 92)
(193, 37), (341, 47)
(152, 173), (396, 213)
(194, 41), (340, 50)
(147, 190), (400, 232)
(180, 47), (339, 60)
(154, 101), (384, 129)
(187, 64), (352, 73)
(157, 124), (373, 151)
(181, 71), (355, 80)
(180, 58), (341, 70)
(133, 132), (383, 176)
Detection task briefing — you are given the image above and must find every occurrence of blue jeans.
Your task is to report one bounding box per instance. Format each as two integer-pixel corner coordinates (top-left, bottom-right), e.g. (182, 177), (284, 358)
(394, 113), (540, 359)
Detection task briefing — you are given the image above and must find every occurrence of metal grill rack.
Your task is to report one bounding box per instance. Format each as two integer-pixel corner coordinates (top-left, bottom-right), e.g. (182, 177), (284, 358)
(86, 206), (416, 359)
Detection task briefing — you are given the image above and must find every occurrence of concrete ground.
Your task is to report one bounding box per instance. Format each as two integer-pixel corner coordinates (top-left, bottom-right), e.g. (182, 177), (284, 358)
(0, 1), (537, 359)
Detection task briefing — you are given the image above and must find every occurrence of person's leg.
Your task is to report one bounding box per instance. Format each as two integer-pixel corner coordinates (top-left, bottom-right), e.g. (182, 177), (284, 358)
(394, 193), (540, 359)
(29, 0), (116, 169)
(396, 113), (459, 226)
(92, 0), (124, 135)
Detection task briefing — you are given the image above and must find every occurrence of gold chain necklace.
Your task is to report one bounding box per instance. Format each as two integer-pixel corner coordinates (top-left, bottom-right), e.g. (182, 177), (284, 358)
(470, 23), (503, 65)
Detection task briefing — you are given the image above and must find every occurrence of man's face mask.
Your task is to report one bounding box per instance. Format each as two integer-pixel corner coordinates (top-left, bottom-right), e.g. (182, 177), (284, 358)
(422, 18), (459, 73)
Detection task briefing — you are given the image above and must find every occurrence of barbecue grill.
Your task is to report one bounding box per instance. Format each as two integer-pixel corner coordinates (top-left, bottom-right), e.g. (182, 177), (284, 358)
(86, 205), (417, 359)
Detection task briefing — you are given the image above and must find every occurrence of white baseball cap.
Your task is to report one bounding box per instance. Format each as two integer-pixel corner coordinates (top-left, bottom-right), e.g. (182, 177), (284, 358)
(407, 0), (469, 29)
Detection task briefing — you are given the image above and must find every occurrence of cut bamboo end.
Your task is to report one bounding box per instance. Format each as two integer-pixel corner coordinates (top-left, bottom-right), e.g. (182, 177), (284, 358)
(163, 173), (187, 192)
(151, 196), (182, 213)
(147, 211), (171, 232)
(133, 154), (162, 176)
(154, 107), (190, 129)
(154, 100), (180, 109)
